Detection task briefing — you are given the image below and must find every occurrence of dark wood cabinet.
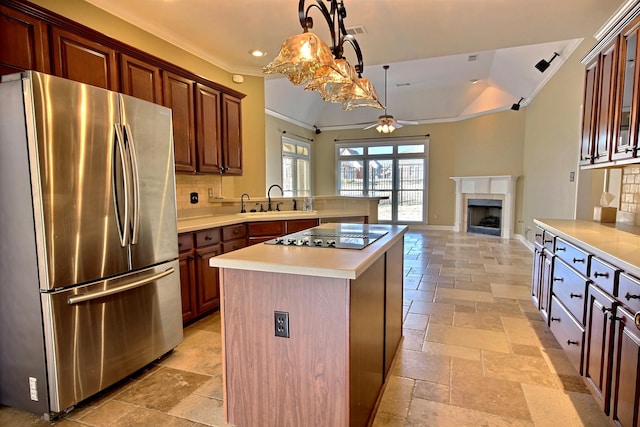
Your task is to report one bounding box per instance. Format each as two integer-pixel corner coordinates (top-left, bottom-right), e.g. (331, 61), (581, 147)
(584, 284), (616, 413)
(533, 223), (640, 426)
(120, 54), (162, 104)
(221, 93), (243, 175)
(286, 218), (320, 233)
(178, 234), (197, 323)
(610, 306), (640, 427)
(163, 71), (196, 172)
(196, 83), (222, 173)
(195, 243), (222, 314)
(0, 4), (50, 75)
(593, 40), (619, 165)
(50, 26), (118, 90)
(580, 58), (599, 165)
(247, 219), (320, 245)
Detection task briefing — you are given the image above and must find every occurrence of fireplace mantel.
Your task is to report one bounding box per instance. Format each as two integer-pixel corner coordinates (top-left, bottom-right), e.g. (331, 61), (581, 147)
(450, 175), (519, 239)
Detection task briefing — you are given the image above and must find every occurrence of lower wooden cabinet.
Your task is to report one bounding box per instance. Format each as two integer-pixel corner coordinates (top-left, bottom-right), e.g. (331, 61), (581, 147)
(179, 225), (247, 324)
(247, 218), (319, 245)
(533, 223), (640, 427)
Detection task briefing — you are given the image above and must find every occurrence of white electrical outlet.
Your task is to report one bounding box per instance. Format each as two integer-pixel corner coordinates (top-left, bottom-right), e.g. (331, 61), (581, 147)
(29, 377), (38, 401)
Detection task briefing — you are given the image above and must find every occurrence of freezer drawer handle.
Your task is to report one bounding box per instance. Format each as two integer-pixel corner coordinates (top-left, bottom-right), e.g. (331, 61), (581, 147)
(67, 267), (174, 305)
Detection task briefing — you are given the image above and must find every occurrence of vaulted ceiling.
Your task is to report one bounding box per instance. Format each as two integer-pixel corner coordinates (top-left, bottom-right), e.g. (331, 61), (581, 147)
(86, 0), (625, 130)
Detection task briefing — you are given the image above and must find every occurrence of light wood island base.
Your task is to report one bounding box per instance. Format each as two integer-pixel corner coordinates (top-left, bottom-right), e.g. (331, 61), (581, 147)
(211, 224), (406, 427)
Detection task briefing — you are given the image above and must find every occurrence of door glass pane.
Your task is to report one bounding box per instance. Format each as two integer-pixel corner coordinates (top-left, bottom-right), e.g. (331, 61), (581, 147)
(296, 158), (310, 196)
(339, 160), (364, 195)
(368, 159), (393, 221)
(282, 156), (294, 196)
(376, 191), (393, 221)
(618, 32), (636, 149)
(398, 159), (424, 221)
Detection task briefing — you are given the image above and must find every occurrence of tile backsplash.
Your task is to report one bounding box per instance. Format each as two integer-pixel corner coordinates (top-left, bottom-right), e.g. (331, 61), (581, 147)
(175, 174), (222, 212)
(621, 166), (640, 214)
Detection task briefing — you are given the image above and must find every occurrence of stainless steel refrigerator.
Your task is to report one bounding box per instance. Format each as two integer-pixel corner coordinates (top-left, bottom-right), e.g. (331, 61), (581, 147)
(0, 71), (183, 419)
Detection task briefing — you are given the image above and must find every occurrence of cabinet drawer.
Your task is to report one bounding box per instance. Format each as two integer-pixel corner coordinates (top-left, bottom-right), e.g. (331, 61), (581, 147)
(552, 258), (588, 324)
(223, 238), (248, 253)
(618, 272), (640, 313)
(248, 220), (285, 237)
(223, 224), (247, 241)
(554, 237), (590, 276)
(178, 233), (194, 253)
(534, 226), (544, 246)
(589, 257), (618, 295)
(549, 296), (585, 374)
(195, 228), (221, 247)
(543, 230), (556, 252)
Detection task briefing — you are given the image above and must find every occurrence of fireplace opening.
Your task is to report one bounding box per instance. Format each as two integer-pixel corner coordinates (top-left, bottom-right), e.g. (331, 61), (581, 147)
(467, 199), (502, 236)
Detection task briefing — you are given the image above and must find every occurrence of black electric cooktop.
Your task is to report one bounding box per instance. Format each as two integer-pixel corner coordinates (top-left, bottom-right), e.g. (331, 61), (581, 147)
(263, 224), (388, 249)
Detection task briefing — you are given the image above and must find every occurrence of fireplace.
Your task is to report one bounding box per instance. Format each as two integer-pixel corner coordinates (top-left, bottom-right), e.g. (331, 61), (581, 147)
(467, 199), (502, 236)
(450, 175), (518, 239)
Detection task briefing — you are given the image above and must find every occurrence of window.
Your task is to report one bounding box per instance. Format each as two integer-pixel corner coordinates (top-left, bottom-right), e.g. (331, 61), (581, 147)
(337, 139), (428, 223)
(282, 137), (311, 197)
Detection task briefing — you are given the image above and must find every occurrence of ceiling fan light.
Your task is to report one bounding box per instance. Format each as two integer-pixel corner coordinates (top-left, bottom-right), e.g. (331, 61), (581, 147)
(262, 32), (336, 86)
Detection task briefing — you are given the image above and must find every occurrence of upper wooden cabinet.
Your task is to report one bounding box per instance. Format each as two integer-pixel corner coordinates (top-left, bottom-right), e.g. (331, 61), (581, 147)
(163, 72), (197, 173)
(50, 26), (119, 91)
(0, 0), (245, 175)
(580, 40), (618, 166)
(120, 54), (163, 105)
(222, 93), (243, 175)
(0, 4), (50, 75)
(581, 9), (640, 168)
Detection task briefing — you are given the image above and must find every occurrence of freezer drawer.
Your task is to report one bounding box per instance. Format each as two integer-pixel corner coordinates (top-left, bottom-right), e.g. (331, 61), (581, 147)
(41, 260), (183, 414)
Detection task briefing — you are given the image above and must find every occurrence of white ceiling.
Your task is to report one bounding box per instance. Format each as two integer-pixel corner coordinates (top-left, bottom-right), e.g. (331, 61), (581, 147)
(85, 0), (625, 130)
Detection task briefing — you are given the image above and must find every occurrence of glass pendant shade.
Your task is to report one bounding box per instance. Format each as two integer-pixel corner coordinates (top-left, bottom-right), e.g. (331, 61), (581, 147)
(375, 115), (396, 133)
(262, 32), (337, 86)
(305, 58), (356, 99)
(340, 77), (384, 110)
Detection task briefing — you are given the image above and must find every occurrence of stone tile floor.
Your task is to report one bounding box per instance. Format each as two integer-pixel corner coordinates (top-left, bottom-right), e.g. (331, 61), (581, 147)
(0, 230), (611, 426)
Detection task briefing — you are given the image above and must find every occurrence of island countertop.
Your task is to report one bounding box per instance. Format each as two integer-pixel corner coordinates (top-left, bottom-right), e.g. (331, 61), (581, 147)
(209, 223), (407, 280)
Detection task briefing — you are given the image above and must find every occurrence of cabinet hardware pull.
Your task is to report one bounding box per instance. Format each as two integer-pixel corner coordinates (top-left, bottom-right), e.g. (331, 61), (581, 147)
(178, 242), (183, 247)
(553, 277), (564, 282)
(573, 258), (585, 263)
(567, 340), (579, 346)
(626, 148), (633, 153)
(544, 239), (553, 244)
(601, 306), (612, 313)
(535, 233), (542, 237)
(556, 247), (566, 252)
(625, 292), (640, 300)
(205, 236), (212, 240)
(570, 293), (582, 299)
(610, 315), (622, 322)
(593, 272), (609, 278)
(551, 317), (560, 322)
(234, 230), (239, 234)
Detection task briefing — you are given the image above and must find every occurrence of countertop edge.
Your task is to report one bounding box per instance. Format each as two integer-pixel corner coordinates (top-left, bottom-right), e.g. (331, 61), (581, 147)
(209, 224), (408, 280)
(534, 218), (640, 278)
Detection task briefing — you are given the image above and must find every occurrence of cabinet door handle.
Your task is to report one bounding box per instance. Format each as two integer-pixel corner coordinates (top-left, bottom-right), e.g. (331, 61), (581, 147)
(544, 239), (553, 244)
(535, 233), (542, 238)
(553, 277), (564, 282)
(233, 229), (239, 235)
(593, 271), (609, 278)
(567, 340), (579, 346)
(550, 317), (561, 322)
(205, 236), (212, 241)
(625, 292), (640, 300)
(570, 293), (582, 299)
(601, 306), (613, 313)
(573, 258), (585, 263)
(556, 247), (566, 252)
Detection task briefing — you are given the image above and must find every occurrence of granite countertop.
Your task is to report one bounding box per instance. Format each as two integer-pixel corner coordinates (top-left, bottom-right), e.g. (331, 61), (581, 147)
(177, 210), (368, 233)
(534, 218), (640, 278)
(208, 223), (407, 280)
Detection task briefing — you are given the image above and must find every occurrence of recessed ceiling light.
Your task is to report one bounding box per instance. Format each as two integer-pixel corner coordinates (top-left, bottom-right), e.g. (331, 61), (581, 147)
(470, 79), (479, 84)
(250, 50), (267, 57)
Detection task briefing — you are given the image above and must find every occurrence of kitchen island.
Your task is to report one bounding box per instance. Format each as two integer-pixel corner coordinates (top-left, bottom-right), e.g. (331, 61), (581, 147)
(209, 223), (407, 427)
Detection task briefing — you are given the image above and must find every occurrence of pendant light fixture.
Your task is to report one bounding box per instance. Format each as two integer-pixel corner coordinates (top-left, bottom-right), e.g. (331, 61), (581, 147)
(263, 0), (383, 111)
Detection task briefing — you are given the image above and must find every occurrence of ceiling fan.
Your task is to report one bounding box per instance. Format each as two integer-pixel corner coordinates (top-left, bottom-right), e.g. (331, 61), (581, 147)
(364, 65), (418, 133)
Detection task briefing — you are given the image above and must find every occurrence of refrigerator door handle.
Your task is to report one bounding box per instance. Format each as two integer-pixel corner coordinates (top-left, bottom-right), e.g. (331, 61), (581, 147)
(113, 124), (131, 247)
(67, 267), (174, 305)
(124, 124), (140, 245)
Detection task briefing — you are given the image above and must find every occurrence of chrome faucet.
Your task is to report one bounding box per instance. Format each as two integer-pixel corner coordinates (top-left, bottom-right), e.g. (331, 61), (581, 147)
(240, 193), (250, 213)
(267, 184), (283, 211)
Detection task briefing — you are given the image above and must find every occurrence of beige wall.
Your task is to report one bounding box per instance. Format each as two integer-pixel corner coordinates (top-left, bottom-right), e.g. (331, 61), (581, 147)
(31, 0), (267, 208)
